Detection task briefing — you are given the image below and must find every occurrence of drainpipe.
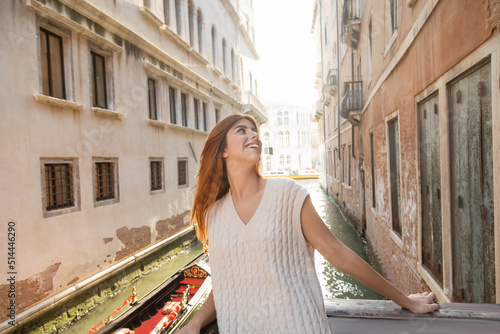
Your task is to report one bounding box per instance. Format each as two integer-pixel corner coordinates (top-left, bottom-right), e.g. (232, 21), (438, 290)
(336, 0), (341, 201)
(318, 0), (328, 195)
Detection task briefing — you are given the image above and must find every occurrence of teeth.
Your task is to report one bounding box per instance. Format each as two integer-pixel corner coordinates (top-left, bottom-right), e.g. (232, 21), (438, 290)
(247, 144), (258, 148)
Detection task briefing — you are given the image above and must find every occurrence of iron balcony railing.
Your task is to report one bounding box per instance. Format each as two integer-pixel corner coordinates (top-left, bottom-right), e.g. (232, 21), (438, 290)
(341, 81), (363, 119)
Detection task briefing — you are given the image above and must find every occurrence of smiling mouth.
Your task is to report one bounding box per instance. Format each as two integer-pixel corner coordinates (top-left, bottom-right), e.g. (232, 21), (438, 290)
(246, 144), (259, 149)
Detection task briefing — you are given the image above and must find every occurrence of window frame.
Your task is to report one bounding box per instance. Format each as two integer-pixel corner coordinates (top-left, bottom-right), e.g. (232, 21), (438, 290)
(150, 158), (165, 194)
(169, 86), (177, 124)
(40, 158), (80, 218)
(148, 77), (159, 120)
(177, 158), (189, 188)
(93, 158), (120, 207)
(90, 50), (109, 109)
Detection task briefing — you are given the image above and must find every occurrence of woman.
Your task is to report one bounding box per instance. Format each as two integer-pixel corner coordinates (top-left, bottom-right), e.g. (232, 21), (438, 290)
(179, 114), (439, 334)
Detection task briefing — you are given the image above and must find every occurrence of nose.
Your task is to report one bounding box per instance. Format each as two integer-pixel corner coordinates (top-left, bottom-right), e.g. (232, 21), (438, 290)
(250, 130), (258, 139)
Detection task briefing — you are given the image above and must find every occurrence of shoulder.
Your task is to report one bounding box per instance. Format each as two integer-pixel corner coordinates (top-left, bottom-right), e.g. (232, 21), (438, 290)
(271, 177), (307, 192)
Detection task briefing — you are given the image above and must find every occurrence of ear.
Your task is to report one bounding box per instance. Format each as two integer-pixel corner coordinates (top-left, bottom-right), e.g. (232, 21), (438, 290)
(222, 150), (229, 158)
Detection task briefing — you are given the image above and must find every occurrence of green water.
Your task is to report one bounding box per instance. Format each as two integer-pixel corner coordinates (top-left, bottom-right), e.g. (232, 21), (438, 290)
(60, 243), (203, 334)
(299, 180), (384, 300)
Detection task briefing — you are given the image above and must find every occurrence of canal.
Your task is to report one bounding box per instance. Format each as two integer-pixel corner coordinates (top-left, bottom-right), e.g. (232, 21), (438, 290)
(60, 180), (382, 333)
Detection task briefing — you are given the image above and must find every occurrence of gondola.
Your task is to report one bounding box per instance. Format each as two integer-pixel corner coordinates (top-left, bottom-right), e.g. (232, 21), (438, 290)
(96, 253), (215, 334)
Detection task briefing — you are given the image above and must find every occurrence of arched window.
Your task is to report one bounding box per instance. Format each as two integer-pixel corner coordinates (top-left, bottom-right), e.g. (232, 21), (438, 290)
(279, 155), (284, 166)
(188, 0), (195, 46)
(231, 48), (236, 82)
(286, 155), (291, 165)
(222, 38), (227, 75)
(264, 132), (270, 147)
(285, 131), (290, 147)
(175, 0), (183, 36)
(277, 111), (282, 125)
(278, 131), (283, 147)
(284, 111), (289, 125)
(197, 9), (203, 53)
(266, 156), (271, 171)
(211, 25), (217, 67)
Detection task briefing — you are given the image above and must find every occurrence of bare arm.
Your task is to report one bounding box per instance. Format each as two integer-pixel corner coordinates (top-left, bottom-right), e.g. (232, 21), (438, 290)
(176, 291), (217, 334)
(300, 196), (439, 314)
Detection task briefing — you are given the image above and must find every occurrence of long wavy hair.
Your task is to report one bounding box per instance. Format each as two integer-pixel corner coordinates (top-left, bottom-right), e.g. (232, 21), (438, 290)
(191, 113), (261, 243)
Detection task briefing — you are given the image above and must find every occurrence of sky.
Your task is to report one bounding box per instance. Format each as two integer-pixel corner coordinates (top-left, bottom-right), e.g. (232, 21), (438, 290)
(253, 0), (317, 108)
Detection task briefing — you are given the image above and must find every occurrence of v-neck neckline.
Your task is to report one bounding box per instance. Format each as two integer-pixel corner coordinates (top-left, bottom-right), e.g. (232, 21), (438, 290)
(228, 178), (271, 226)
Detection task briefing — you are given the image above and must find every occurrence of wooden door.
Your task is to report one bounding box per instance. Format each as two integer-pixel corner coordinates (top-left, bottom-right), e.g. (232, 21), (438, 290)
(418, 94), (443, 286)
(449, 61), (495, 303)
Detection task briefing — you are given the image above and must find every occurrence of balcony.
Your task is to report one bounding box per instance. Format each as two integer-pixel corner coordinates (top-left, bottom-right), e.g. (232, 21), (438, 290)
(325, 68), (338, 95)
(341, 81), (363, 125)
(241, 91), (268, 125)
(314, 100), (324, 120)
(341, 0), (361, 49)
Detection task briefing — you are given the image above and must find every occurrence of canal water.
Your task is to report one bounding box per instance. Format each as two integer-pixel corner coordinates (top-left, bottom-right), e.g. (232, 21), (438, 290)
(61, 180), (382, 333)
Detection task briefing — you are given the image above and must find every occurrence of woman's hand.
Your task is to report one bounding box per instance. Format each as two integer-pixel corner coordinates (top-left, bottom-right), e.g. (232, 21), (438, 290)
(404, 292), (440, 313)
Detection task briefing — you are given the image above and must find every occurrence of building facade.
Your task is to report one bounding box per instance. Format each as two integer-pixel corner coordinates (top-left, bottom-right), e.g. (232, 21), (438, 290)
(0, 0), (266, 328)
(313, 0), (500, 303)
(260, 105), (314, 174)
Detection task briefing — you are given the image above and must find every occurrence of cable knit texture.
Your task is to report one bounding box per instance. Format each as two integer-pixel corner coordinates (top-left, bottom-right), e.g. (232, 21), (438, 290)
(208, 177), (330, 334)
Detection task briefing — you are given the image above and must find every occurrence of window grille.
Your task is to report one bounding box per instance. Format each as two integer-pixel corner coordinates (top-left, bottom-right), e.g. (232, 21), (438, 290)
(44, 163), (74, 211)
(150, 160), (163, 191)
(178, 159), (188, 187)
(95, 162), (115, 201)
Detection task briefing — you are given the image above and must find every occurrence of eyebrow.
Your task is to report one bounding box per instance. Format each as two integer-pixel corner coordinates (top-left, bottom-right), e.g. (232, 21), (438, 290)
(234, 124), (257, 132)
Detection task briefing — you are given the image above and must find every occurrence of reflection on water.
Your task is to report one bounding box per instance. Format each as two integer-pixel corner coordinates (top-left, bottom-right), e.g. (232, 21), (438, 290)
(60, 243), (203, 334)
(298, 180), (384, 300)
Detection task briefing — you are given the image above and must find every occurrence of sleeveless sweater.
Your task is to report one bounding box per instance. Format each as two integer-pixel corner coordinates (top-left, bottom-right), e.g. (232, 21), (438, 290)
(207, 177), (330, 334)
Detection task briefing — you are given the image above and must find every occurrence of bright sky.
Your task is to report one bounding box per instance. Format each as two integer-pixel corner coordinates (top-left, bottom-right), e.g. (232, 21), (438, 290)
(253, 0), (317, 108)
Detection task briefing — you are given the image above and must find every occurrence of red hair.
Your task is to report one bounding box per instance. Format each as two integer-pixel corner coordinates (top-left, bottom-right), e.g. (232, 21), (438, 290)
(191, 113), (261, 242)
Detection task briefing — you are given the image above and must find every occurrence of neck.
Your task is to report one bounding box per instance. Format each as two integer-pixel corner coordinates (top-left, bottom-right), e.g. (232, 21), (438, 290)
(226, 163), (263, 200)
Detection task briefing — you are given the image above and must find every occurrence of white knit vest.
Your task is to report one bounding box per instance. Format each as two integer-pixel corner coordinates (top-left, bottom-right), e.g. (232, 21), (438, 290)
(207, 177), (330, 334)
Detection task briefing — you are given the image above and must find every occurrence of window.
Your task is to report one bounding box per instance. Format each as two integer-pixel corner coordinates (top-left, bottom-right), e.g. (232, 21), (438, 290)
(277, 111), (282, 125)
(265, 156), (271, 171)
(278, 131), (283, 147)
(368, 18), (373, 80)
(175, 0), (183, 36)
(215, 108), (220, 123)
(284, 111), (289, 125)
(40, 28), (66, 99)
(279, 155), (284, 166)
(284, 131), (290, 147)
(390, 0), (398, 34)
(194, 98), (200, 130)
(148, 78), (158, 120)
(181, 92), (188, 127)
(222, 38), (227, 75)
(188, 0), (195, 46)
(197, 9), (203, 53)
(264, 132), (270, 147)
(169, 87), (177, 124)
(286, 155), (291, 165)
(94, 159), (119, 206)
(231, 48), (236, 82)
(163, 0), (170, 25)
(177, 159), (188, 187)
(43, 162), (75, 212)
(333, 148), (338, 179)
(341, 145), (345, 184)
(211, 25), (217, 67)
(91, 51), (107, 108)
(202, 102), (208, 131)
(370, 132), (376, 208)
(347, 144), (352, 186)
(150, 159), (164, 192)
(388, 117), (401, 236)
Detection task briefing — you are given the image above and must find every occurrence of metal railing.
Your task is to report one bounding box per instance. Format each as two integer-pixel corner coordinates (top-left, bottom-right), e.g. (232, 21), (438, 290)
(341, 81), (363, 119)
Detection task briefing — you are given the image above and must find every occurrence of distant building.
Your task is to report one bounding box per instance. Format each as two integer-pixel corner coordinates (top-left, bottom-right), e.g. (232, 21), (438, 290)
(313, 0), (500, 304)
(260, 105), (314, 174)
(0, 0), (266, 327)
